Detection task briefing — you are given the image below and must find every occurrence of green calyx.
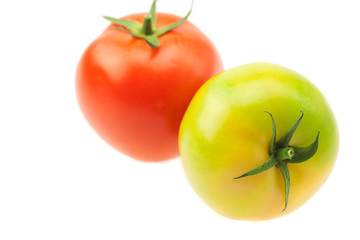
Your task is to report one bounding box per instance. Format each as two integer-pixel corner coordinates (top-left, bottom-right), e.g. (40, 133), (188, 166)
(234, 111), (320, 211)
(104, 0), (194, 49)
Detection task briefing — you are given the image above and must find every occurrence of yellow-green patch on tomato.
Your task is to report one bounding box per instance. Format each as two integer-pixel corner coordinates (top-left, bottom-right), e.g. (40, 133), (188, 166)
(179, 62), (339, 220)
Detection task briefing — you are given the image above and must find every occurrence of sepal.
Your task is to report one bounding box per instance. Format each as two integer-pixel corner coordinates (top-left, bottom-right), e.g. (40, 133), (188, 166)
(234, 155), (277, 179)
(277, 111), (304, 148)
(278, 162), (290, 211)
(288, 132), (320, 164)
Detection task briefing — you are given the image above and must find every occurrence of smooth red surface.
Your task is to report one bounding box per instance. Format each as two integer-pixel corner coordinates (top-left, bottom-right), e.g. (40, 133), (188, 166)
(76, 13), (223, 161)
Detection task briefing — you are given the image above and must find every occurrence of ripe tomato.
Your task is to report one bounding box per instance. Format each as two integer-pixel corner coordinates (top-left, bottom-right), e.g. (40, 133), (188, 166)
(179, 62), (339, 220)
(76, 1), (223, 161)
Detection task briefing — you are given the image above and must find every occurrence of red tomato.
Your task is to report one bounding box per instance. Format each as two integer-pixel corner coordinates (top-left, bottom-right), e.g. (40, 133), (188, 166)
(76, 9), (223, 162)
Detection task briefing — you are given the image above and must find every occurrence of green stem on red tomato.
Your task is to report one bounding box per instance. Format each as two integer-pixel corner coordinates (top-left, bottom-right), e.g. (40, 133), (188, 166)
(234, 111), (320, 211)
(104, 0), (194, 49)
(142, 14), (154, 35)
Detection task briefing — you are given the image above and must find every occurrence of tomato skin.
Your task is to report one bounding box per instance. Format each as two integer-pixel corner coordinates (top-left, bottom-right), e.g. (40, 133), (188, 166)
(76, 13), (223, 162)
(179, 62), (339, 220)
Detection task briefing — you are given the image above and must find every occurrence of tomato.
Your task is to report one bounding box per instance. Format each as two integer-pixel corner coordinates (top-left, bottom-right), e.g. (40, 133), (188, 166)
(76, 1), (223, 161)
(179, 62), (339, 220)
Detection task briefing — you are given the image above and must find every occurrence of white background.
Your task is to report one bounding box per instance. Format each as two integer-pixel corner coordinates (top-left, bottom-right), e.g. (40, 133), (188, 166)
(0, 0), (359, 239)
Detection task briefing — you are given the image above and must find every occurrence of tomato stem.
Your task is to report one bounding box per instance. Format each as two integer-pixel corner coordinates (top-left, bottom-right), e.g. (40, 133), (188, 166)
(234, 111), (320, 212)
(142, 14), (154, 35)
(276, 147), (295, 161)
(104, 0), (194, 49)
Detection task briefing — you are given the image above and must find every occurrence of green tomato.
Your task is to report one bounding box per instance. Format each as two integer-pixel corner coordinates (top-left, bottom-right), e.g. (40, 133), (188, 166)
(179, 62), (339, 220)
